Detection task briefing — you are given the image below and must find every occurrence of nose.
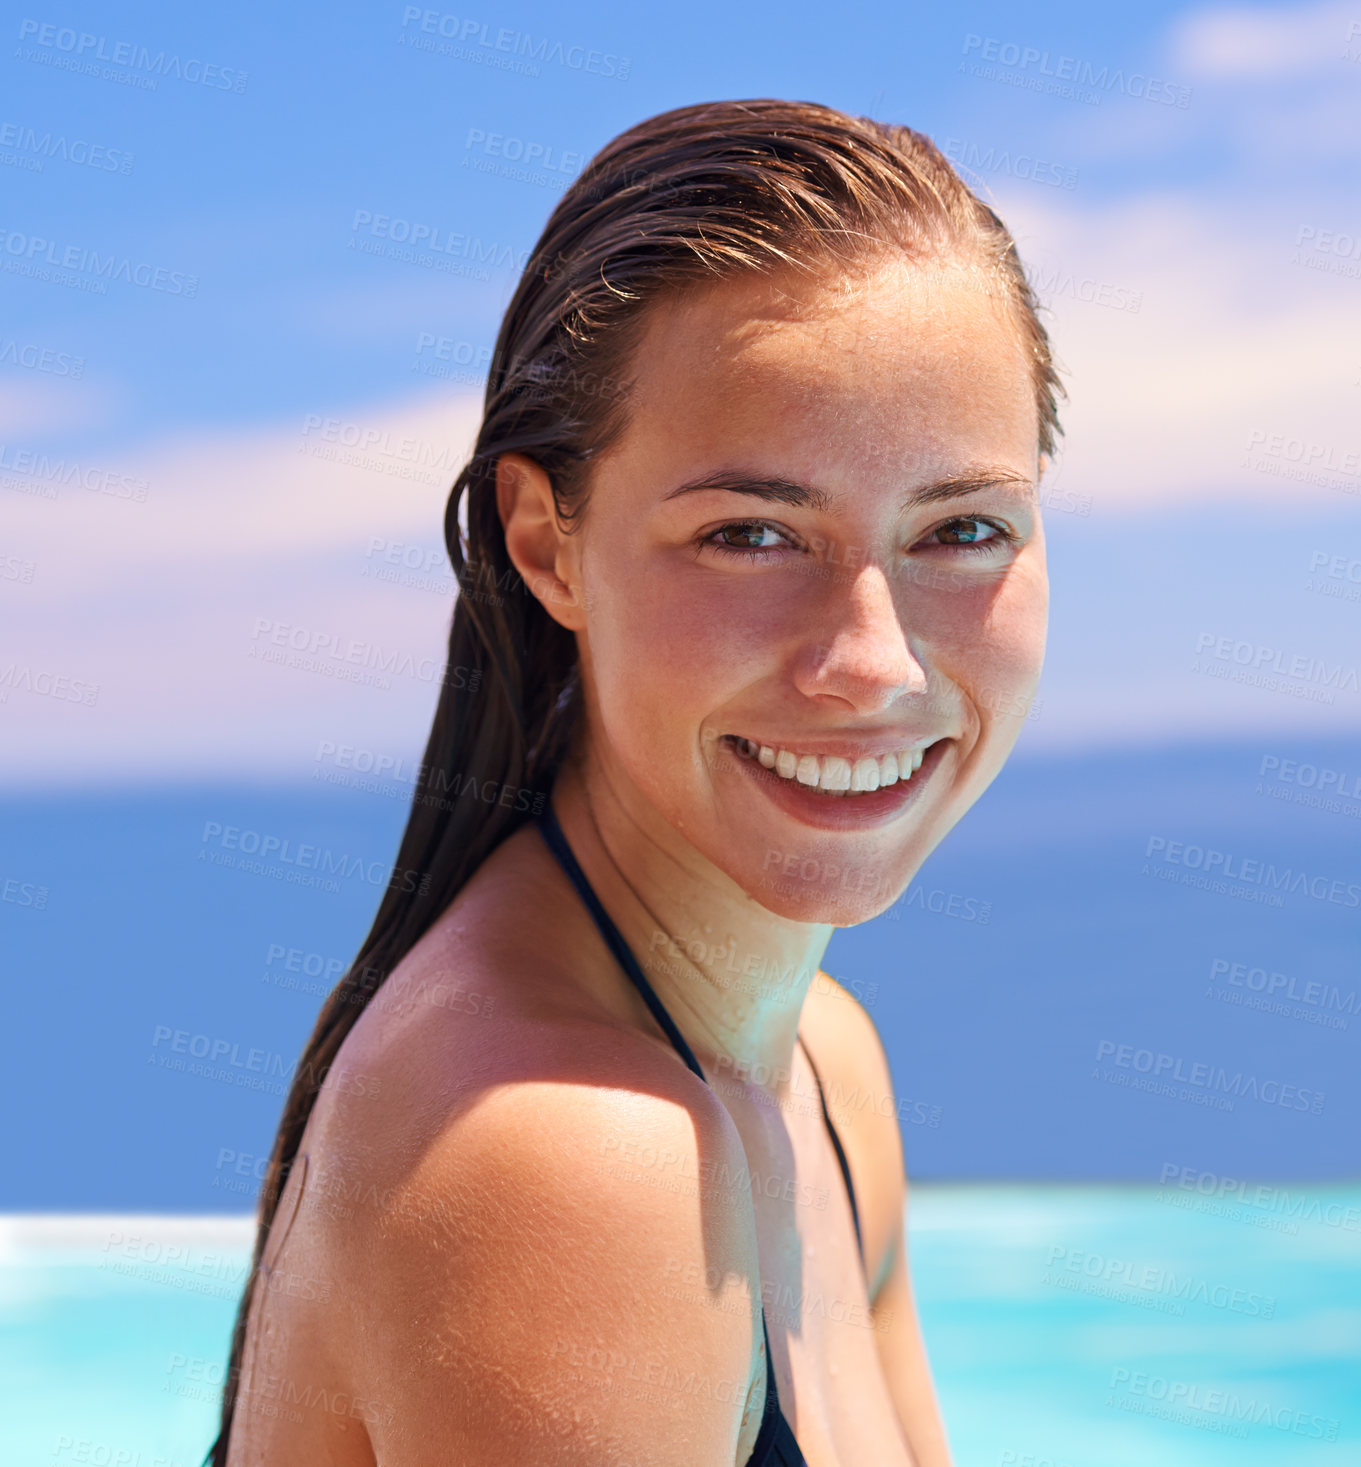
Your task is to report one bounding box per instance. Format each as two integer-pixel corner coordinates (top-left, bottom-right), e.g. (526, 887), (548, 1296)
(792, 563), (927, 713)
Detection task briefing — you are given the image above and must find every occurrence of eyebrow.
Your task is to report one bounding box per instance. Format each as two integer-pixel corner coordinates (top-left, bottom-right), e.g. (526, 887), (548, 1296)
(661, 466), (1035, 513)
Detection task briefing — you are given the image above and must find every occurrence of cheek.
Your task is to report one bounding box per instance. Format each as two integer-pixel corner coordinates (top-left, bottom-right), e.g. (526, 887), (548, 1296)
(583, 566), (753, 767)
(924, 559), (1048, 697)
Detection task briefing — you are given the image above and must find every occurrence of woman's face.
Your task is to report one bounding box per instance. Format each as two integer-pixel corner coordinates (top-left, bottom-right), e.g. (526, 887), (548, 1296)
(560, 254), (1047, 924)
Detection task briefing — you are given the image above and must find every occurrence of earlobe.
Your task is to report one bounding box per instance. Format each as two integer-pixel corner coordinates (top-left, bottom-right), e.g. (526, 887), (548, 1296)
(496, 451), (586, 630)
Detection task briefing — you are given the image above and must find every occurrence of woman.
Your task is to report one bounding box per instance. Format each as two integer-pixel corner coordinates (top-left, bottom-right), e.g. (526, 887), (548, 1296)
(212, 99), (1062, 1466)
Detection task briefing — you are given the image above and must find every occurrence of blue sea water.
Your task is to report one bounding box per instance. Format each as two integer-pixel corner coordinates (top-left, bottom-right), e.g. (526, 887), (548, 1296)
(2, 735), (1356, 1208)
(2, 736), (1357, 1458)
(2, 1186), (1356, 1465)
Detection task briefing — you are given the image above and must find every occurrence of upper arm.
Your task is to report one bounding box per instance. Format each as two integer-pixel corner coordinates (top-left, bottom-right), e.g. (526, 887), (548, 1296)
(329, 1054), (765, 1466)
(805, 975), (953, 1467)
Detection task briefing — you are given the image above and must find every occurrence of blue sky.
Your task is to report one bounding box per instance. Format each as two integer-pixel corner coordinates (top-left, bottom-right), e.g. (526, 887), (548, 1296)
(4, 0), (1360, 781)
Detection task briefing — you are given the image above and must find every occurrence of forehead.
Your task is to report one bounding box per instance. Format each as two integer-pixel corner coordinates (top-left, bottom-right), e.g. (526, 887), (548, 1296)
(616, 256), (1038, 484)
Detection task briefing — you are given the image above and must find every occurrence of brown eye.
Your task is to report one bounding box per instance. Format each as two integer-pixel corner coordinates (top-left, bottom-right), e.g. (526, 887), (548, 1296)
(712, 525), (786, 551)
(934, 517), (999, 546)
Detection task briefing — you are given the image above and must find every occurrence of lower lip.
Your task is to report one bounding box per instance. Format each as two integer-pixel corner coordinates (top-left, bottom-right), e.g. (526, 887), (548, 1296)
(719, 737), (949, 831)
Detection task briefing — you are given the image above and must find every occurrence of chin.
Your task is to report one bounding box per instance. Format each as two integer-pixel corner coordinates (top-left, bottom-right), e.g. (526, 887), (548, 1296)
(744, 879), (904, 926)
(722, 835), (919, 926)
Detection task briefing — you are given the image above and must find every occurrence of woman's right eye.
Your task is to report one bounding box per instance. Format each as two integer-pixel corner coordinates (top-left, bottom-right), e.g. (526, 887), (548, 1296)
(701, 521), (796, 559)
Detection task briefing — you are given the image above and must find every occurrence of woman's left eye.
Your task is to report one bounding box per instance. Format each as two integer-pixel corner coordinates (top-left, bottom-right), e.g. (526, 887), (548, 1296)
(923, 516), (1016, 553)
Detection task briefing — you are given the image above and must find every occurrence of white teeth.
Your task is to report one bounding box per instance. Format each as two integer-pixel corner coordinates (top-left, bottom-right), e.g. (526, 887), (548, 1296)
(729, 736), (934, 794)
(850, 757), (880, 792)
(820, 756), (852, 791)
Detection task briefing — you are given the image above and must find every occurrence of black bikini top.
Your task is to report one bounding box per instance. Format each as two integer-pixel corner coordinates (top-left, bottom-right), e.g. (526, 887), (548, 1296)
(535, 804), (865, 1467)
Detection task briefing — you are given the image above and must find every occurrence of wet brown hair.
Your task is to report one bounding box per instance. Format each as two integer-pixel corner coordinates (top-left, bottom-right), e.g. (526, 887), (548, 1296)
(207, 97), (1063, 1462)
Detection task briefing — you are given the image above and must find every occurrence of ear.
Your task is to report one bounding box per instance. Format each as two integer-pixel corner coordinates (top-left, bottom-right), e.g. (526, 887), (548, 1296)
(496, 452), (588, 631)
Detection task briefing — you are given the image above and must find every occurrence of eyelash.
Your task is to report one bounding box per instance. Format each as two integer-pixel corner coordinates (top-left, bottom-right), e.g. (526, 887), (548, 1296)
(699, 515), (1020, 562)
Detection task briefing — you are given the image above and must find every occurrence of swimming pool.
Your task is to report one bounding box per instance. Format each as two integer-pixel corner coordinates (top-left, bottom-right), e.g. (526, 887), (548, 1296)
(3, 1184), (1356, 1465)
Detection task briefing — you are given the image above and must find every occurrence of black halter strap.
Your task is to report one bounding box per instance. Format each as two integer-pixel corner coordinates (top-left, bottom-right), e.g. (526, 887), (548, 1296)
(535, 802), (708, 1082)
(535, 801), (864, 1268)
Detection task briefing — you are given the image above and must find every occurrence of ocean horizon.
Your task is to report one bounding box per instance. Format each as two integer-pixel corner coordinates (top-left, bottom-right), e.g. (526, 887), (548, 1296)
(3, 733), (1356, 1211)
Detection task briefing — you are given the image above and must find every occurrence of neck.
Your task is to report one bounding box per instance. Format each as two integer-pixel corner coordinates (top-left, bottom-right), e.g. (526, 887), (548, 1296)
(549, 759), (834, 1096)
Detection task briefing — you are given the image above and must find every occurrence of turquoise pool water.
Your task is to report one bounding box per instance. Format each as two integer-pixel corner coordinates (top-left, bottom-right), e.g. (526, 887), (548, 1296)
(3, 1185), (1356, 1465)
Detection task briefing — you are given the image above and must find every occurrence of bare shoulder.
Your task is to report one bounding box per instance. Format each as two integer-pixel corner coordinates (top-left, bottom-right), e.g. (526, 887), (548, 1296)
(801, 972), (909, 1297)
(308, 1002), (767, 1465)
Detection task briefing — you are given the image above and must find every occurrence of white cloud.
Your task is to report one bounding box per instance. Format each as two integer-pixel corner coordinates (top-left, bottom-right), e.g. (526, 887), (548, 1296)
(0, 370), (121, 437)
(1169, 0), (1357, 77)
(2, 388), (483, 785)
(997, 187), (1361, 516)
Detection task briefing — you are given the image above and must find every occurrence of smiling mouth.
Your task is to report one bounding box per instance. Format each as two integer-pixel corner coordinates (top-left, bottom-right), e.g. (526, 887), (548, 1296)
(719, 734), (936, 796)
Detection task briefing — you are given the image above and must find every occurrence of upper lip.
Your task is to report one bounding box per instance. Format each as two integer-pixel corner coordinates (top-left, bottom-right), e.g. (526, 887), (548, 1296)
(723, 732), (949, 759)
